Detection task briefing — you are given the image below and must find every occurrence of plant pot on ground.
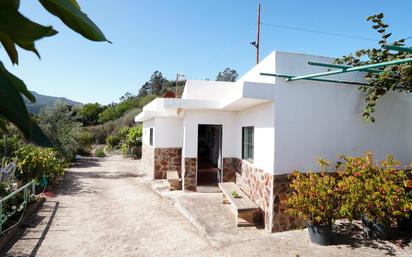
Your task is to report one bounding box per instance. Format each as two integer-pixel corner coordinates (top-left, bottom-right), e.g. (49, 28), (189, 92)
(361, 215), (399, 240)
(288, 170), (338, 246)
(337, 153), (412, 240)
(307, 222), (333, 246)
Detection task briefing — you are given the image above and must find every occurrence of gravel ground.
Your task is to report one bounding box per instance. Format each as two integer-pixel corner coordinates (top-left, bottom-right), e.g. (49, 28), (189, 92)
(2, 155), (411, 257)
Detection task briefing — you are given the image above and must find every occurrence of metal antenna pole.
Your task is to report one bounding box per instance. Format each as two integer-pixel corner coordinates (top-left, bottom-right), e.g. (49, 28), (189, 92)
(176, 74), (179, 98)
(256, 1), (261, 64)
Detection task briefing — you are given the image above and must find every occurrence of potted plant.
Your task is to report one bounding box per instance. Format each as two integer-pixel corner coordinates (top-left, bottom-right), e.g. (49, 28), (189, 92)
(337, 153), (412, 240)
(288, 170), (338, 246)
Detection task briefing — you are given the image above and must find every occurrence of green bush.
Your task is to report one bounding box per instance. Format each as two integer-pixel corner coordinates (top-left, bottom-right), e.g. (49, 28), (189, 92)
(336, 153), (412, 226)
(95, 147), (106, 157)
(125, 125), (142, 146)
(37, 102), (81, 162)
(121, 125), (142, 159)
(76, 130), (94, 156)
(106, 127), (130, 150)
(288, 171), (338, 225)
(12, 144), (67, 185)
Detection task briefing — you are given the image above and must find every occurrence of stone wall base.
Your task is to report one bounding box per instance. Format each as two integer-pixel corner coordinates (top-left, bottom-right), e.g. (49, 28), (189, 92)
(183, 157), (197, 191)
(154, 148), (182, 179)
(271, 174), (305, 232)
(222, 158), (240, 182)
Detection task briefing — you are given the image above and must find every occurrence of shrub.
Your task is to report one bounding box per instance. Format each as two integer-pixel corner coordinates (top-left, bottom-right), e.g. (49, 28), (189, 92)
(288, 171), (338, 225)
(337, 153), (412, 226)
(12, 144), (66, 185)
(125, 125), (142, 147)
(76, 130), (94, 155)
(37, 102), (81, 162)
(95, 147), (106, 157)
(121, 125), (142, 159)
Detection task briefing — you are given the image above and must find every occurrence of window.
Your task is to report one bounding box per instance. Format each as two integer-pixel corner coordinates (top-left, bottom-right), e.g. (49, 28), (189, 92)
(149, 128), (154, 146)
(242, 126), (254, 162)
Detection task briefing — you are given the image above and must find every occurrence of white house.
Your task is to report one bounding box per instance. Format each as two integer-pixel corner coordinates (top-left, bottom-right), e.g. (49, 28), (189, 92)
(135, 51), (412, 233)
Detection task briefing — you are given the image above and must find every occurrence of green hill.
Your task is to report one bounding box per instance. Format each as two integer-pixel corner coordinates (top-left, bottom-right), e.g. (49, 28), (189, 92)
(25, 91), (82, 114)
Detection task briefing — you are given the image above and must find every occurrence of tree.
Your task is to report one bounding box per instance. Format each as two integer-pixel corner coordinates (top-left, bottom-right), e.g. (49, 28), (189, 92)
(77, 103), (104, 126)
(37, 102), (82, 161)
(0, 0), (109, 146)
(336, 13), (411, 122)
(150, 71), (165, 95)
(138, 82), (150, 97)
(216, 68), (239, 82)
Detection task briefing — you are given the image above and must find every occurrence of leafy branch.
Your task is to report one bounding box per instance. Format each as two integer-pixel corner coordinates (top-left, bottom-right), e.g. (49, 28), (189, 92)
(0, 0), (109, 146)
(336, 13), (412, 122)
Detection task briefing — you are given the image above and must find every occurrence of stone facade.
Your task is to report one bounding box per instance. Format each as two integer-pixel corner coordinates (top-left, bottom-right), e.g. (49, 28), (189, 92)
(271, 174), (304, 232)
(154, 148), (182, 179)
(239, 160), (274, 232)
(229, 159), (303, 233)
(183, 157), (197, 191)
(222, 158), (240, 182)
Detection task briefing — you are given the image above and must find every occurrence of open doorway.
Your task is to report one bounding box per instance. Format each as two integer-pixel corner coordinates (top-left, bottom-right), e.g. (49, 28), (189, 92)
(197, 124), (222, 187)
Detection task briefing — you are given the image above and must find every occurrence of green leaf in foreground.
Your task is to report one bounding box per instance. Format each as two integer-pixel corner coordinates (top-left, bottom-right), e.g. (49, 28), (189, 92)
(0, 32), (18, 64)
(0, 63), (51, 146)
(0, 7), (57, 42)
(39, 0), (110, 42)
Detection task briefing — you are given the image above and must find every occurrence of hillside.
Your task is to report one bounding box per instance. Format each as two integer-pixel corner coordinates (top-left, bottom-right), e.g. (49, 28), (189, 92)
(25, 91), (82, 114)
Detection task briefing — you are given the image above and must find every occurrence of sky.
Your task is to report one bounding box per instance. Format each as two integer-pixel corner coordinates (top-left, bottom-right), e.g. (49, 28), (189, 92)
(3, 0), (412, 104)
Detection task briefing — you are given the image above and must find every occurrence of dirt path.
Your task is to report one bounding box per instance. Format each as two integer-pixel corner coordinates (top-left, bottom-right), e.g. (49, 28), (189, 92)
(3, 156), (220, 257)
(3, 155), (411, 257)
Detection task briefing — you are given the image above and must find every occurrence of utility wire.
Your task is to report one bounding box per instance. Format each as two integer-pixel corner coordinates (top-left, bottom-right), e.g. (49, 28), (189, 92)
(261, 22), (378, 42)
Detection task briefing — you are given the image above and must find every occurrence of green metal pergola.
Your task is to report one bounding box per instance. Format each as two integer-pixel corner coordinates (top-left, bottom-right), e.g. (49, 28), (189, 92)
(260, 45), (412, 85)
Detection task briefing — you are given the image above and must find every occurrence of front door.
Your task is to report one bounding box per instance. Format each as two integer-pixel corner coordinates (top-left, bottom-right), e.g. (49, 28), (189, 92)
(197, 124), (222, 187)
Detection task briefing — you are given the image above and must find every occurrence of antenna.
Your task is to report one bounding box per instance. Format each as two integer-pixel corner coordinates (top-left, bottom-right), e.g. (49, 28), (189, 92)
(256, 1), (261, 64)
(250, 1), (261, 64)
(176, 73), (185, 98)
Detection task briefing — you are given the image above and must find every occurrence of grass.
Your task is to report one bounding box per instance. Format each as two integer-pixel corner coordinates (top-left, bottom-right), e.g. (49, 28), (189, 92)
(95, 146), (106, 157)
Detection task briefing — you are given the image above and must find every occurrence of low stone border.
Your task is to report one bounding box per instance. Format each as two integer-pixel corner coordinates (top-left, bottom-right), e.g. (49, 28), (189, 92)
(0, 197), (46, 251)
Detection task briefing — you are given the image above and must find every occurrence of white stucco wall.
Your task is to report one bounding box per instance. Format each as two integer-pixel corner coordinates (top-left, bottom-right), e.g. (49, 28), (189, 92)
(154, 117), (183, 148)
(236, 102), (275, 173)
(270, 52), (412, 174)
(142, 119), (155, 146)
(182, 110), (237, 158)
(142, 118), (183, 148)
(182, 80), (238, 101)
(273, 82), (412, 174)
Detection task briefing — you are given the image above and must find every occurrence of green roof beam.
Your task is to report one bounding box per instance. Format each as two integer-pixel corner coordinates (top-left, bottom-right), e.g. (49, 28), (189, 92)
(287, 57), (412, 81)
(384, 45), (412, 54)
(260, 72), (368, 86)
(307, 61), (382, 73)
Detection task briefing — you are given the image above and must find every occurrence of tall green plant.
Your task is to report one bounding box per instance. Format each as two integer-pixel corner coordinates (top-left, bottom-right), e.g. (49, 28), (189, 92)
(0, 0), (108, 146)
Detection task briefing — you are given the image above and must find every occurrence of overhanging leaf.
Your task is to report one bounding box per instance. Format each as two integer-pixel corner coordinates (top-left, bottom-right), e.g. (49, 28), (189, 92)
(0, 63), (51, 146)
(0, 8), (57, 42)
(0, 0), (20, 9)
(0, 32), (18, 64)
(39, 0), (110, 42)
(15, 40), (41, 59)
(2, 67), (35, 102)
(0, 62), (32, 138)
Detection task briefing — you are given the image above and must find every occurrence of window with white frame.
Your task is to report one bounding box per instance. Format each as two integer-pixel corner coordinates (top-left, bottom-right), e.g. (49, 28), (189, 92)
(242, 126), (254, 162)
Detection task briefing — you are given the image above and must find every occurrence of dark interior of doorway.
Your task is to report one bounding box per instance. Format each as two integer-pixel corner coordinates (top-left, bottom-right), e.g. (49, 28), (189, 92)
(197, 125), (222, 187)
